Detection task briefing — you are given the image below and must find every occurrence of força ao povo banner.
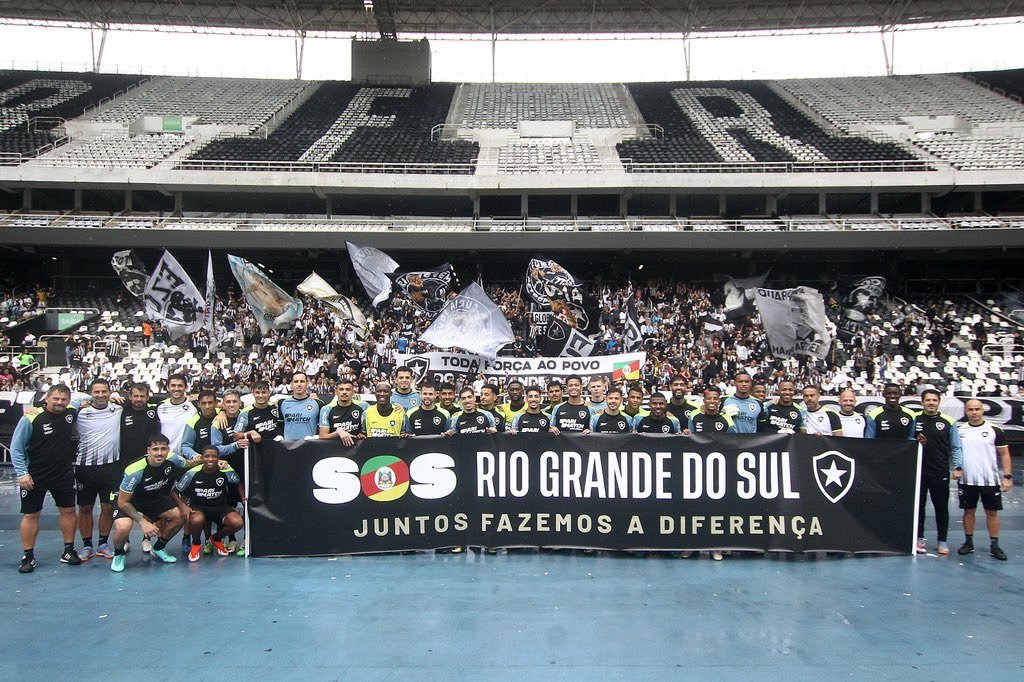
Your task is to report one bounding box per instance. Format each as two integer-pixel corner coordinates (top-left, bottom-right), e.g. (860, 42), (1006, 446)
(394, 351), (645, 386)
(246, 432), (919, 557)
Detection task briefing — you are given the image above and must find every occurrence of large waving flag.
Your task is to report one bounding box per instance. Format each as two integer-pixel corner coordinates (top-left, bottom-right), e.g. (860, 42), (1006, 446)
(624, 298), (644, 352)
(390, 263), (454, 319)
(111, 250), (149, 299)
(298, 271), (367, 331)
(541, 315), (595, 357)
(346, 242), (399, 307)
(143, 251), (205, 339)
(524, 258), (600, 335)
(228, 255), (303, 334)
(723, 271), (770, 319)
(204, 251), (216, 343)
(419, 282), (514, 360)
(754, 286), (834, 360)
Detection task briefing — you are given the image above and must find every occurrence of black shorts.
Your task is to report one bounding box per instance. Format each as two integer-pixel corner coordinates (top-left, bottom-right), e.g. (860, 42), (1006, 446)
(113, 495), (177, 523)
(958, 483), (1003, 511)
(75, 462), (122, 506)
(20, 478), (76, 514)
(191, 504), (237, 526)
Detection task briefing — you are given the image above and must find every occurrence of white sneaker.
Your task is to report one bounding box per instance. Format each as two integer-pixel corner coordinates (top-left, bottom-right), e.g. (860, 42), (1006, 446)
(142, 537), (153, 553)
(711, 551), (724, 561)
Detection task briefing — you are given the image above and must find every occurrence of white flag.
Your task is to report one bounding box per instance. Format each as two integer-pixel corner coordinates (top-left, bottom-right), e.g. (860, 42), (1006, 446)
(143, 251), (205, 339)
(419, 282), (514, 360)
(346, 242), (398, 307)
(228, 255), (303, 335)
(298, 272), (367, 331)
(754, 286), (833, 360)
(204, 251), (216, 342)
(297, 272), (339, 299)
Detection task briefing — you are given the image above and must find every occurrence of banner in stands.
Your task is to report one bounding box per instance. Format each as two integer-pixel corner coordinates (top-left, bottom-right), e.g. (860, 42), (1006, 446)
(246, 433), (919, 556)
(394, 351), (646, 386)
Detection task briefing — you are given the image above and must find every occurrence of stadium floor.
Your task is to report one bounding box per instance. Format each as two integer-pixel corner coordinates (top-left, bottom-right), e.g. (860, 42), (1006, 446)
(1, 465), (1022, 681)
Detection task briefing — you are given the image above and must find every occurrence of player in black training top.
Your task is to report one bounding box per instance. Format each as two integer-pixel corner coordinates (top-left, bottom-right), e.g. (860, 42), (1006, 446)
(666, 374), (700, 424)
(109, 434), (199, 572)
(509, 386), (551, 434)
(479, 384), (507, 432)
(174, 445), (244, 563)
(447, 387), (497, 434)
(590, 387), (635, 433)
(404, 383), (451, 436)
(866, 383), (917, 439)
(318, 379), (366, 446)
(549, 375), (592, 434)
(757, 380), (806, 434)
(119, 382), (161, 467)
(635, 393), (682, 434)
(237, 381), (284, 443)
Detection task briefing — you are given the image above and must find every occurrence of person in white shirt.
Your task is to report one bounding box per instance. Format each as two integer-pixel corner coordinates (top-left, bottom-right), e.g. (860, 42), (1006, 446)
(955, 400), (1013, 560)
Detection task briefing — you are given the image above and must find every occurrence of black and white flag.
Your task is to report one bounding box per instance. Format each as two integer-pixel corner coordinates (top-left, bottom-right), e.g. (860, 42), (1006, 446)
(298, 272), (367, 332)
(390, 263), (454, 319)
(419, 282), (514, 359)
(543, 315), (596, 357)
(143, 251), (205, 339)
(754, 286), (834, 360)
(723, 272), (769, 319)
(346, 242), (399, 307)
(838, 275), (886, 340)
(111, 250), (149, 299)
(624, 298), (644, 352)
(524, 259), (600, 335)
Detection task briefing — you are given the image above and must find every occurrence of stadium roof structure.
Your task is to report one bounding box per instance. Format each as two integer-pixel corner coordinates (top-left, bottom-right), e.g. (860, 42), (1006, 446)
(1, 1), (1023, 36)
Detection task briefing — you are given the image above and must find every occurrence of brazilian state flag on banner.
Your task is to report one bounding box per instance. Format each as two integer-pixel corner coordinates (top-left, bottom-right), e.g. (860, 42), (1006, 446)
(613, 359), (642, 381)
(360, 456), (411, 502)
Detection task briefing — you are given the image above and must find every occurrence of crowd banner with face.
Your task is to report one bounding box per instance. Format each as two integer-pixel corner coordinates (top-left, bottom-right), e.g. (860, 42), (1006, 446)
(227, 255), (303, 335)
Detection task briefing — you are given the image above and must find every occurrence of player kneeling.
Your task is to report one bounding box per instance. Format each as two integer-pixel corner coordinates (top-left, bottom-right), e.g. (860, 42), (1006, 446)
(110, 435), (196, 572)
(173, 446), (245, 563)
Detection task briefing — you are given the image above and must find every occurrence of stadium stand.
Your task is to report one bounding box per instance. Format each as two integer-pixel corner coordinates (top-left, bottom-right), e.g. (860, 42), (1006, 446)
(779, 74), (1024, 170)
(31, 133), (195, 169)
(616, 81), (918, 171)
(459, 83), (630, 128)
(497, 138), (603, 174)
(185, 82), (479, 173)
(0, 70), (144, 160)
(80, 76), (308, 132)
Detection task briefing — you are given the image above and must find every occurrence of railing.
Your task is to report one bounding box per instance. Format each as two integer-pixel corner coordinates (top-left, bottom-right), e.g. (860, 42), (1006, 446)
(982, 343), (1024, 357)
(0, 442), (10, 466)
(621, 159), (937, 173)
(3, 211), (1024, 233)
(0, 346), (47, 367)
(173, 158), (478, 173)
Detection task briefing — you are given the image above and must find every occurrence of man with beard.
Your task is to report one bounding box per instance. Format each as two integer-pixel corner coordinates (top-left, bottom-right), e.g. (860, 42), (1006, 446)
(13, 385), (82, 573)
(404, 382), (451, 436)
(666, 374), (700, 424)
(157, 373), (198, 454)
(801, 386), (843, 436)
(438, 382), (460, 415)
(913, 389), (962, 555)
(634, 393), (682, 434)
(109, 435), (196, 572)
(319, 379), (366, 445)
(590, 387), (634, 433)
(956, 400), (1012, 560)
(72, 378), (123, 561)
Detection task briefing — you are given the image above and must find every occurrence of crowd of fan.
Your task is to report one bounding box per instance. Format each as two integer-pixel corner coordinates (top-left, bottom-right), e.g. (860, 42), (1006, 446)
(65, 276), (1009, 399)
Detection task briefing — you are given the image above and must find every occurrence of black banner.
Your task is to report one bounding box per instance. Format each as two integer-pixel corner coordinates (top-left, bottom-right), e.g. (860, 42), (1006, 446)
(247, 433), (920, 557)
